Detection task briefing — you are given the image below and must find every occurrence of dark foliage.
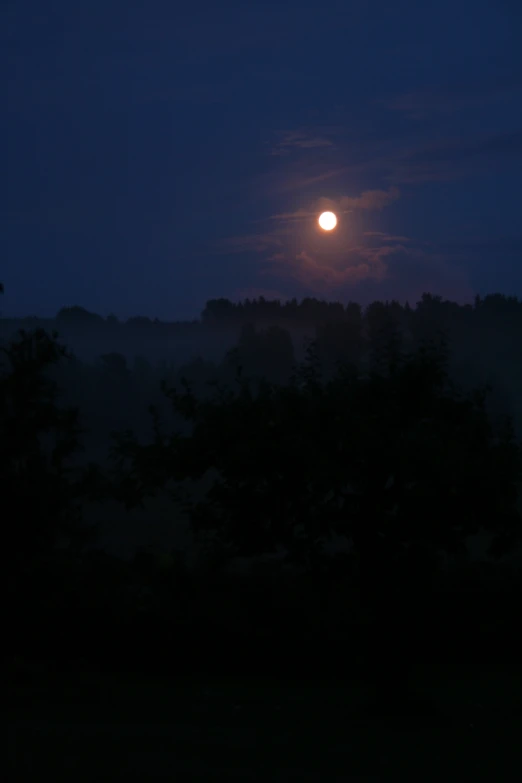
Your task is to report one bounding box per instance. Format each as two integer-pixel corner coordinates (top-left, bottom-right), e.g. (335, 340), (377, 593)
(2, 329), (106, 665)
(4, 294), (522, 697)
(107, 332), (521, 693)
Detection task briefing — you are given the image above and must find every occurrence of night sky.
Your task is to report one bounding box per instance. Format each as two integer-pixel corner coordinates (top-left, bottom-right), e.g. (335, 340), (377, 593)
(4, 0), (522, 320)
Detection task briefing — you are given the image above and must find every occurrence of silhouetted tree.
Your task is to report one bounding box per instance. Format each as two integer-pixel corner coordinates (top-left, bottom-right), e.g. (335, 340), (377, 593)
(224, 324), (295, 386)
(173, 357), (221, 400)
(126, 316), (152, 327)
(315, 319), (363, 380)
(56, 306), (104, 325)
(99, 352), (129, 378)
(1, 330), (101, 565)
(365, 300), (406, 375)
(201, 298), (238, 325)
(110, 337), (521, 700)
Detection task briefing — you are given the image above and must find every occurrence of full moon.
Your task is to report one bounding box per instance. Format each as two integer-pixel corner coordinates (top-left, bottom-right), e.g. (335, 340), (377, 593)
(318, 211), (337, 231)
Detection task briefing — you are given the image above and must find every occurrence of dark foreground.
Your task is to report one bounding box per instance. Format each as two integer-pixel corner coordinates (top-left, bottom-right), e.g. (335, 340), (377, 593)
(7, 662), (521, 781)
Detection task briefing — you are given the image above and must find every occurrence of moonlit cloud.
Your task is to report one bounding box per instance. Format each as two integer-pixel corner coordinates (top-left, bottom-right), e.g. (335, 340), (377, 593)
(263, 245), (390, 291)
(267, 209), (318, 223)
(269, 129), (336, 156)
(214, 217), (482, 306)
(261, 117), (522, 196)
(338, 187), (400, 211)
(267, 187), (400, 224)
(261, 238), (476, 305)
(364, 231), (413, 243)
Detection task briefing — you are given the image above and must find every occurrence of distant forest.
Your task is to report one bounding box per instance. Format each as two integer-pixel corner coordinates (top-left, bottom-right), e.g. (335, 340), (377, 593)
(2, 292), (522, 438)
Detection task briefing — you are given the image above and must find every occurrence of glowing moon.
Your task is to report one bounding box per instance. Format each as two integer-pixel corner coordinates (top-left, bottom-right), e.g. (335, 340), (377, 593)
(318, 211), (337, 231)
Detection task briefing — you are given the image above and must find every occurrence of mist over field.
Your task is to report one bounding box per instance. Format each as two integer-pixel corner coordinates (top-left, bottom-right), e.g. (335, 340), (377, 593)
(3, 294), (522, 565)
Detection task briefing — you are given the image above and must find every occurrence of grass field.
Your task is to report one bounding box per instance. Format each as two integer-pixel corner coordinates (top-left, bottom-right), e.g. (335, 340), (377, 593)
(8, 663), (521, 781)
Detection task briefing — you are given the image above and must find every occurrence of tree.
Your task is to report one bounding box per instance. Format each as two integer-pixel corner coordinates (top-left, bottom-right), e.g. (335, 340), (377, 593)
(99, 352), (129, 378)
(110, 338), (521, 702)
(315, 320), (363, 380)
(365, 300), (405, 375)
(56, 306), (104, 325)
(2, 328), (111, 667)
(1, 329), (100, 564)
(126, 316), (152, 327)
(223, 324), (295, 386)
(201, 298), (238, 325)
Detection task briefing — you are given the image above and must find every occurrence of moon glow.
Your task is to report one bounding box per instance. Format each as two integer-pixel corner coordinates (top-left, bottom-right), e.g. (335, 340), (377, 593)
(318, 211), (337, 231)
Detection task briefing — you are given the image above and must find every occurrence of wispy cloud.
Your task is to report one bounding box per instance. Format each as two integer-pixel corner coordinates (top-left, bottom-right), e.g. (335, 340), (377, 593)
(266, 187), (400, 224)
(285, 129), (522, 187)
(386, 129), (522, 183)
(213, 233), (285, 254)
(261, 119), (522, 195)
(402, 129), (522, 165)
(263, 245), (391, 291)
(339, 187), (400, 211)
(261, 237), (477, 305)
(268, 128), (336, 157)
(364, 231), (412, 243)
(380, 80), (522, 120)
(214, 220), (479, 305)
(266, 165), (356, 193)
(350, 246), (476, 307)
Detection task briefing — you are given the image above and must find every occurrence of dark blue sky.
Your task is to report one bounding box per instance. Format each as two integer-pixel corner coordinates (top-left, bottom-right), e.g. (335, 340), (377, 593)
(4, 0), (522, 320)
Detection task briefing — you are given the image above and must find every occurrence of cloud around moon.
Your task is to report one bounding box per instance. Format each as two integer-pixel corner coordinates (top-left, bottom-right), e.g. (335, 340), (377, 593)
(267, 187), (400, 224)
